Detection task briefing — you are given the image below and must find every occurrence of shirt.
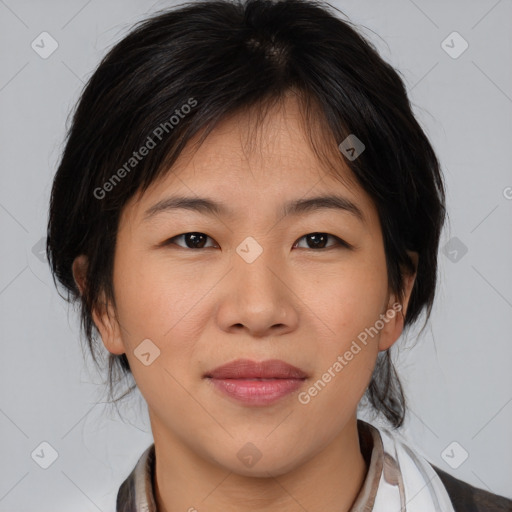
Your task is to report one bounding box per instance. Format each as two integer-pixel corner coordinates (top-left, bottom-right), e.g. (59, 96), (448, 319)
(116, 419), (512, 511)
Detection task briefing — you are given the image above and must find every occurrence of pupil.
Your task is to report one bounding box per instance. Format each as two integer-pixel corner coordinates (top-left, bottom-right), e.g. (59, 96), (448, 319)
(188, 233), (205, 248)
(309, 233), (326, 248)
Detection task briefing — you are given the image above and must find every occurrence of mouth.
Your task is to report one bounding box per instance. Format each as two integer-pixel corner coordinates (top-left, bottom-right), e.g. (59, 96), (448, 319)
(204, 359), (308, 406)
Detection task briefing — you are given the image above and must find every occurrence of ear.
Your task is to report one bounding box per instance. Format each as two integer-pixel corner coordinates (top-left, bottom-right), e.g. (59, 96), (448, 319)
(72, 254), (88, 296)
(378, 251), (418, 352)
(72, 255), (125, 356)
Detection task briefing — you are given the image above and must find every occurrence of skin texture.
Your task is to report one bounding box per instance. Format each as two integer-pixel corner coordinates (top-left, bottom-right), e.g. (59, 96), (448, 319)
(73, 95), (416, 512)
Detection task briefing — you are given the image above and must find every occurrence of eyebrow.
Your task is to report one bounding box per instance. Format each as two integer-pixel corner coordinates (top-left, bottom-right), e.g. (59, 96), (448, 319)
(142, 194), (365, 223)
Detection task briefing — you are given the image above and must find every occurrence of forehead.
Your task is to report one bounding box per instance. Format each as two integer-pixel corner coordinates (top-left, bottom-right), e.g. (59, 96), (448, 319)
(172, 95), (352, 182)
(123, 95), (378, 227)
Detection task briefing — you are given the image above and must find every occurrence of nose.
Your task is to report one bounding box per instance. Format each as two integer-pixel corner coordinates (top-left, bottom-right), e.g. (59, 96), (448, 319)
(215, 245), (299, 338)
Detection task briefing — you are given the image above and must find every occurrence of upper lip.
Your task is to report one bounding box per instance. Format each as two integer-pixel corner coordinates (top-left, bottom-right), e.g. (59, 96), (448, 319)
(205, 359), (308, 379)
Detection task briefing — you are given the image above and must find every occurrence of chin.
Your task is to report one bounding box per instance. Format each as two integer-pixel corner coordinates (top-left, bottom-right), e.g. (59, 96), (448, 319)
(209, 448), (304, 478)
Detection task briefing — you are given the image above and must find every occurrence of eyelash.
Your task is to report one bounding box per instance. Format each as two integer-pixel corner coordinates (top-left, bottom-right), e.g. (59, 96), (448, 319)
(162, 232), (353, 251)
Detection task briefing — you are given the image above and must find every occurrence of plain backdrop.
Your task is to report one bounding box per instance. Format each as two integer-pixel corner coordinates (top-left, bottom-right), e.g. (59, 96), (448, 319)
(1, 0), (511, 510)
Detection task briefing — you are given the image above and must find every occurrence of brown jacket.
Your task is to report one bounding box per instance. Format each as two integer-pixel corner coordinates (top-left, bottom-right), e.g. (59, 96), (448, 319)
(432, 465), (512, 511)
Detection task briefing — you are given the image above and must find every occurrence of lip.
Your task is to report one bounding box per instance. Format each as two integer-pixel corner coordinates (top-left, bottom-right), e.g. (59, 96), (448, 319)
(205, 358), (308, 379)
(204, 359), (308, 406)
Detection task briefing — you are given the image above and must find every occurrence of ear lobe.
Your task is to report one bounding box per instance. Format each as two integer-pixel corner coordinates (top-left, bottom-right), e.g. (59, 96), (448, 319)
(72, 254), (88, 296)
(400, 250), (418, 320)
(377, 301), (405, 351)
(91, 296), (126, 356)
(72, 254), (125, 356)
(378, 251), (418, 352)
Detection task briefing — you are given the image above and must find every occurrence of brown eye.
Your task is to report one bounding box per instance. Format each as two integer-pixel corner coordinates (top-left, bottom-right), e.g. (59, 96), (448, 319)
(166, 232), (217, 249)
(293, 233), (351, 250)
(163, 232), (351, 251)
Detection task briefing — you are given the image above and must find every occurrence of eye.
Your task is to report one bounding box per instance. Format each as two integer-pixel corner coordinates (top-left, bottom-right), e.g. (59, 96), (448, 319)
(166, 232), (217, 249)
(162, 232), (351, 250)
(293, 232), (351, 250)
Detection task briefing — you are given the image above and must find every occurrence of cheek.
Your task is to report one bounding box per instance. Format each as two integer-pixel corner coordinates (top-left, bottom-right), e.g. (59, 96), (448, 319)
(297, 268), (386, 419)
(111, 248), (216, 397)
(297, 255), (387, 400)
(305, 256), (389, 341)
(112, 247), (198, 338)
(111, 254), (200, 407)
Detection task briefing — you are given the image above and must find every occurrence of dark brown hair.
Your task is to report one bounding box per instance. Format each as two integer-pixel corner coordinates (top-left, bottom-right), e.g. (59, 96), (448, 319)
(47, 0), (446, 428)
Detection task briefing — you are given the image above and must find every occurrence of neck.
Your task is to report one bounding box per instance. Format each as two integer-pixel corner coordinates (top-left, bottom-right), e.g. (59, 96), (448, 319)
(153, 416), (368, 512)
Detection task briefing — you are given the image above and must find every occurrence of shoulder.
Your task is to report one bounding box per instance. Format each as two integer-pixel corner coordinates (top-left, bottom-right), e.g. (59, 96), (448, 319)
(431, 464), (512, 512)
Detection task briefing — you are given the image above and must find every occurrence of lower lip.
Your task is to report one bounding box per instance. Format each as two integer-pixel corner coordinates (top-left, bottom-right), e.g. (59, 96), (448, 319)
(207, 378), (305, 405)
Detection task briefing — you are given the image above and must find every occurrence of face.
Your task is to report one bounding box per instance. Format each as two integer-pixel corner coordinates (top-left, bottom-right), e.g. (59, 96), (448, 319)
(76, 96), (415, 477)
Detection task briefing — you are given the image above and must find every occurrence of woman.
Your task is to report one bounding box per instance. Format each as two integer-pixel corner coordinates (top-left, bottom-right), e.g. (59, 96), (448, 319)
(46, 0), (512, 510)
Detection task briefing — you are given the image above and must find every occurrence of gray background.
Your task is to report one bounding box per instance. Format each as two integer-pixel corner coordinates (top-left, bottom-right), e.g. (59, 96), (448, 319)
(1, 0), (511, 510)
